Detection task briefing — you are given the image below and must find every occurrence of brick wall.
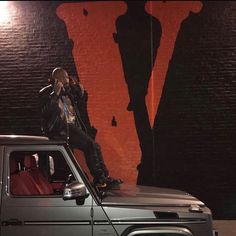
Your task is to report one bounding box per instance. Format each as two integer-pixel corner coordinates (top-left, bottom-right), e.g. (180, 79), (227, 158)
(0, 1), (77, 134)
(0, 1), (235, 219)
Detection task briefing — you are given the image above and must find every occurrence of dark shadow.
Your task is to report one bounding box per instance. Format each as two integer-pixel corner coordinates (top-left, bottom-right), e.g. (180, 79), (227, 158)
(114, 1), (162, 185)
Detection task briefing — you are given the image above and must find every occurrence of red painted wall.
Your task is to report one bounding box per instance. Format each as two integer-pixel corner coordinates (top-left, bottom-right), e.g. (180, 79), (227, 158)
(56, 1), (202, 183)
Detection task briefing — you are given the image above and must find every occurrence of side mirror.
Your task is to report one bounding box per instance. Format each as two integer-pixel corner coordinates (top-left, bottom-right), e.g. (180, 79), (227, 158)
(63, 181), (89, 205)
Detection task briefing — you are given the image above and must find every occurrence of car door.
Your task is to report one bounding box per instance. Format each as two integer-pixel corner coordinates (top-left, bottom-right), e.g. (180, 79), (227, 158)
(1, 144), (93, 236)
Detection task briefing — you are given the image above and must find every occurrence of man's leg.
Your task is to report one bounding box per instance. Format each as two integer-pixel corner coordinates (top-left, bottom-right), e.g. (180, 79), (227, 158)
(68, 124), (106, 182)
(93, 143), (109, 177)
(68, 124), (122, 189)
(94, 142), (123, 186)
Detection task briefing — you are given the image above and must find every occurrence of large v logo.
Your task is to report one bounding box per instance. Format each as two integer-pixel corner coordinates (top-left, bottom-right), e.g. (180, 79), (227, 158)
(57, 1), (202, 183)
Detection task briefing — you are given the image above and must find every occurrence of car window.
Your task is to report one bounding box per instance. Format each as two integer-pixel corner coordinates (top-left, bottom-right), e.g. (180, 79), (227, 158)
(9, 150), (75, 196)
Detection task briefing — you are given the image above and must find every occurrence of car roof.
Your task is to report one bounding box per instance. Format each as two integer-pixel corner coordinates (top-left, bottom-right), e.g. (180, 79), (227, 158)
(0, 135), (66, 145)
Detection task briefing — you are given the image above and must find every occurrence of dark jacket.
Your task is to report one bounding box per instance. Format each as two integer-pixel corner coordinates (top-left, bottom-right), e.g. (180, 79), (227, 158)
(39, 84), (96, 139)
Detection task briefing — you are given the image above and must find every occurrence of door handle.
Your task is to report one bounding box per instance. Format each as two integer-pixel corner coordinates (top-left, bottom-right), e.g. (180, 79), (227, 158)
(2, 218), (23, 226)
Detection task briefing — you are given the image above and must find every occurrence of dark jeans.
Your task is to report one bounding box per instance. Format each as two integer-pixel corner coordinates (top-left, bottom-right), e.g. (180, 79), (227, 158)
(67, 124), (109, 180)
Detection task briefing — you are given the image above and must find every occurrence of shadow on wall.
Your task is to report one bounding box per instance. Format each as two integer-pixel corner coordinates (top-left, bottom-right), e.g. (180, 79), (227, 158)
(114, 1), (162, 186)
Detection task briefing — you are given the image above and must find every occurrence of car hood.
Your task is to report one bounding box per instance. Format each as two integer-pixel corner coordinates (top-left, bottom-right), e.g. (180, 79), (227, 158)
(101, 184), (204, 207)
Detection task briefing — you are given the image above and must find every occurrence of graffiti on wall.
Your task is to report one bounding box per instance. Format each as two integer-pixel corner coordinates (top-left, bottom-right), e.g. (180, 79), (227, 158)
(57, 1), (203, 183)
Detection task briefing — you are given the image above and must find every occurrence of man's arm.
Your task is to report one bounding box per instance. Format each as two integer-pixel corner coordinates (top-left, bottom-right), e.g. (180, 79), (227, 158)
(39, 85), (62, 135)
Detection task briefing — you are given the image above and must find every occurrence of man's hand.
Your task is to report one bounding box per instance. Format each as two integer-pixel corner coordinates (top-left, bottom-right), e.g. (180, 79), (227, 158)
(69, 76), (78, 85)
(54, 80), (64, 97)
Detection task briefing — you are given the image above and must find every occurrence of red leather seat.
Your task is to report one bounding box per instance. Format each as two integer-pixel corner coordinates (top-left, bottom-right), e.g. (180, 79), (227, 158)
(24, 155), (54, 195)
(19, 170), (43, 195)
(10, 158), (40, 195)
